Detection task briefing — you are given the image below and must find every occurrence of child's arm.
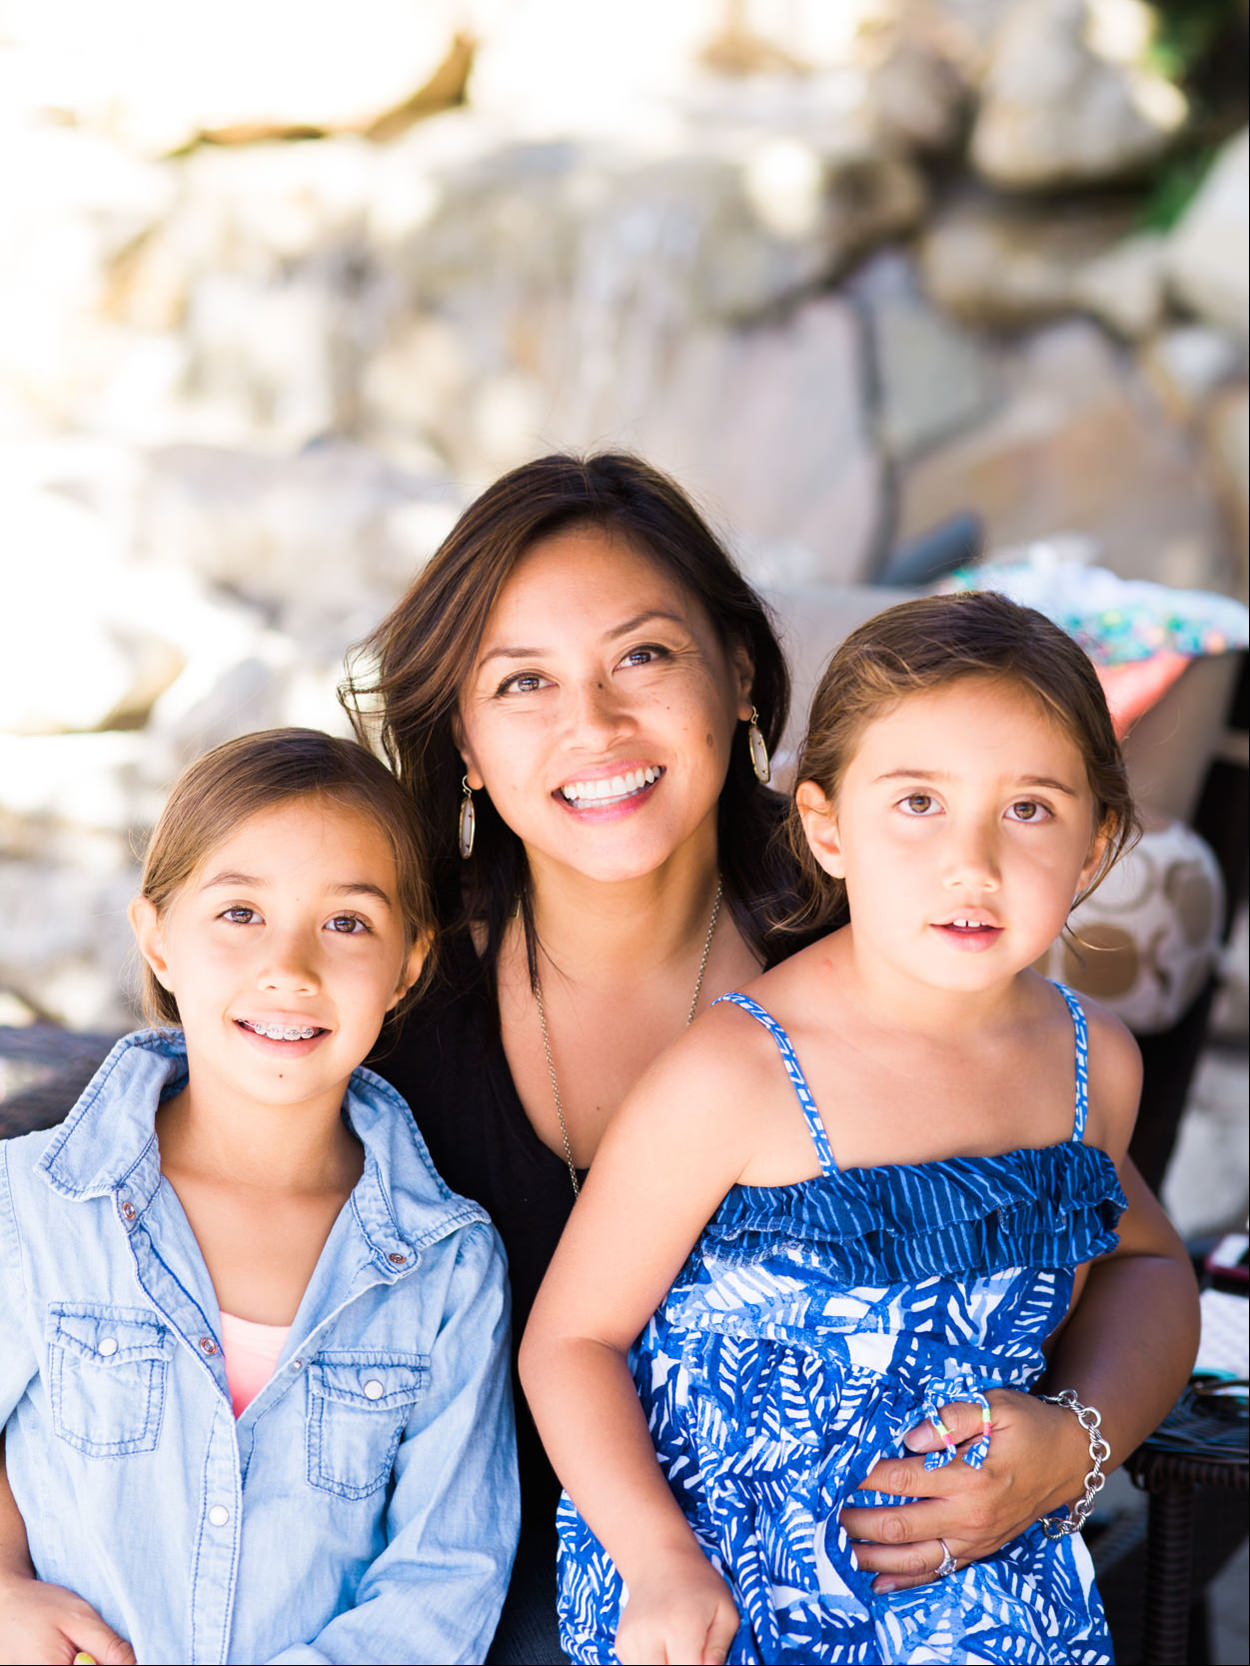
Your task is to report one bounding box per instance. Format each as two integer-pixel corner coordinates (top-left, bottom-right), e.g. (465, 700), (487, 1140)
(265, 1221), (519, 1666)
(843, 1006), (1200, 1591)
(520, 1017), (768, 1666)
(0, 1147), (137, 1666)
(0, 1442), (136, 1666)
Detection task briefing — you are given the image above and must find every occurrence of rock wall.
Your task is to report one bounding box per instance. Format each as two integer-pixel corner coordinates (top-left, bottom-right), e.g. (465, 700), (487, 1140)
(1, 0), (1246, 1030)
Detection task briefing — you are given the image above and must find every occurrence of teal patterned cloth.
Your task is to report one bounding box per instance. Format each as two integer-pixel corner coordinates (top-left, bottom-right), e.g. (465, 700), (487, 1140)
(556, 985), (1125, 1664)
(944, 556), (1248, 666)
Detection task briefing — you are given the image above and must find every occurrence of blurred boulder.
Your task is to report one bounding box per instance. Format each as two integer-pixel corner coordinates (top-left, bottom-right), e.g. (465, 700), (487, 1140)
(896, 320), (1231, 591)
(920, 194), (1166, 338)
(0, 849), (140, 1031)
(1165, 127), (1250, 342)
(1202, 384), (1250, 602)
(970, 0), (1187, 189)
(850, 251), (1002, 459)
(1139, 325), (1244, 426)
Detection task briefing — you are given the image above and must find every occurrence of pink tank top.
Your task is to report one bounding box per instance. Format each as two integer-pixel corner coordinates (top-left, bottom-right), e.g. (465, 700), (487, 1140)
(220, 1312), (290, 1417)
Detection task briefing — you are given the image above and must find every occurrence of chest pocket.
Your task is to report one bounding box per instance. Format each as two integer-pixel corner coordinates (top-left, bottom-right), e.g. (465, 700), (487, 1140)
(47, 1305), (172, 1458)
(306, 1351), (428, 1500)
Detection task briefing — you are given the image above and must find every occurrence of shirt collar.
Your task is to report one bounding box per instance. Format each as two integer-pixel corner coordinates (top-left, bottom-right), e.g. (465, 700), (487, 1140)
(38, 1030), (487, 1268)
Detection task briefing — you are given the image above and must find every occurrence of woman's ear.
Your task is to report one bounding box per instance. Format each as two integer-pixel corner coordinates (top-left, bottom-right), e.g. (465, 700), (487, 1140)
(128, 896), (174, 992)
(449, 712), (485, 792)
(795, 780), (846, 879)
(732, 642), (755, 724)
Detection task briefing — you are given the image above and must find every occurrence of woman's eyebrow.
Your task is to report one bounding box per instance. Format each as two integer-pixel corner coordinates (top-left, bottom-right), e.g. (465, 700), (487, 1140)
(604, 609), (687, 639)
(477, 610), (688, 669)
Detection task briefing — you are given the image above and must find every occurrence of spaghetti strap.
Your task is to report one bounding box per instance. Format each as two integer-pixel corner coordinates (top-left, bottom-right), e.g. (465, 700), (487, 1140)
(1052, 982), (1091, 1141)
(713, 993), (838, 1176)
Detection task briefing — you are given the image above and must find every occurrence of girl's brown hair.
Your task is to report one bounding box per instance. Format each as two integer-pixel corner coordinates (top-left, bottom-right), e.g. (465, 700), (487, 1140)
(786, 591), (1140, 932)
(138, 727), (434, 1023)
(340, 452), (793, 980)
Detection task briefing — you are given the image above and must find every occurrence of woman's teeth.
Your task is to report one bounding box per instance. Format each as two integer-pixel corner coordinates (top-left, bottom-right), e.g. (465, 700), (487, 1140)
(560, 766), (659, 805)
(243, 1021), (319, 1041)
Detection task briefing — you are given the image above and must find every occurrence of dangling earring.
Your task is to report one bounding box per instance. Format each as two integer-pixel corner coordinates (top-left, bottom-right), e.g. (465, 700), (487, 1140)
(746, 707), (771, 785)
(457, 777), (476, 860)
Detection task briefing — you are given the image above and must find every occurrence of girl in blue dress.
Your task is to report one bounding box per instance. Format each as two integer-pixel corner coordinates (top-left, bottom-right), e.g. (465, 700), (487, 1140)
(522, 591), (1186, 1665)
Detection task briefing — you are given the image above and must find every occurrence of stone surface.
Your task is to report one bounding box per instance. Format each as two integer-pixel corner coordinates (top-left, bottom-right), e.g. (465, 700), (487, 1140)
(1165, 126), (1250, 342)
(920, 195), (1166, 338)
(869, 288), (1002, 460)
(1139, 325), (1245, 426)
(896, 320), (1233, 591)
(0, 850), (140, 1030)
(1201, 383), (1250, 602)
(970, 0), (1187, 189)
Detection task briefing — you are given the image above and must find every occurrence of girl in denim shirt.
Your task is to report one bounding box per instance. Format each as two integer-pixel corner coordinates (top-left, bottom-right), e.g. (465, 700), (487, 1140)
(0, 728), (518, 1665)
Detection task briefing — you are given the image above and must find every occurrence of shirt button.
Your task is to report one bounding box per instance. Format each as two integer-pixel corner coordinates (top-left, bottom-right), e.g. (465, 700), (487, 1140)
(98, 1338), (119, 1357)
(387, 1252), (407, 1266)
(199, 1337), (218, 1356)
(207, 1505), (230, 1527)
(363, 1379), (385, 1401)
(291, 1358), (304, 1371)
(120, 1200), (136, 1221)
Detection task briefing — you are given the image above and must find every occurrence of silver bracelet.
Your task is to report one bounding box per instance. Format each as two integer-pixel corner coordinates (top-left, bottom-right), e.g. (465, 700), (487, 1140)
(1039, 1389), (1111, 1538)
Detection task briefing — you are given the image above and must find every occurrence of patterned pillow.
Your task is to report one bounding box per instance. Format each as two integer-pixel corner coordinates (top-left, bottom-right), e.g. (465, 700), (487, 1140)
(1035, 819), (1224, 1035)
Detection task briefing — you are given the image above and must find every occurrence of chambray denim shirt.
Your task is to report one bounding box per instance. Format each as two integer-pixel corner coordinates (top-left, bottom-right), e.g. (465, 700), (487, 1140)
(0, 1030), (519, 1665)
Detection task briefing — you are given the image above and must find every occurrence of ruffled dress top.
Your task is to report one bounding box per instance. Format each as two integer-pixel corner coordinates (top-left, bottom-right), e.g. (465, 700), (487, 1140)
(556, 984), (1125, 1665)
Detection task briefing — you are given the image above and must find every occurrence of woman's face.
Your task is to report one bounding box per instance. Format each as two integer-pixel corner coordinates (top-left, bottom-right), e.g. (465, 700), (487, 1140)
(456, 525), (753, 887)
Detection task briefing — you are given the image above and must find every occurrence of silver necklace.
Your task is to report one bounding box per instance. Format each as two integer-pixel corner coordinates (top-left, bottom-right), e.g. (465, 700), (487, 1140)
(534, 877), (725, 1198)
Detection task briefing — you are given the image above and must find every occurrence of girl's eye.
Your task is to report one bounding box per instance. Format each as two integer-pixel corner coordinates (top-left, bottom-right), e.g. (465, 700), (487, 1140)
(496, 671), (549, 696)
(1007, 799), (1051, 823)
(326, 914), (370, 935)
(900, 793), (938, 816)
(220, 906), (258, 925)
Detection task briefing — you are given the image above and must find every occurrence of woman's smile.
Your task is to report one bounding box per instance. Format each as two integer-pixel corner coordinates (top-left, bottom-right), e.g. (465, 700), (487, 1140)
(555, 763), (664, 813)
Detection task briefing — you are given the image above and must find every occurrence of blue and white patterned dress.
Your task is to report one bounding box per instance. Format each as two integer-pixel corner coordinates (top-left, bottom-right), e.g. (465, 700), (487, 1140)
(556, 984), (1125, 1665)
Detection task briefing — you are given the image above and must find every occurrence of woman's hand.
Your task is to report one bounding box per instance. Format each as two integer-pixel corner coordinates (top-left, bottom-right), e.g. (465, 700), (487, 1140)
(615, 1544), (740, 1666)
(840, 1389), (1090, 1593)
(0, 1570), (135, 1666)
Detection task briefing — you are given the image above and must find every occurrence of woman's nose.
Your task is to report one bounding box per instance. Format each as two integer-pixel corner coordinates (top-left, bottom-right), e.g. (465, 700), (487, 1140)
(566, 677), (629, 746)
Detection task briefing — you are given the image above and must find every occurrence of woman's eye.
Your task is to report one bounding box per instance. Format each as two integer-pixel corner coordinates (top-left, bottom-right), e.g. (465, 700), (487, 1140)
(496, 671), (548, 696)
(1007, 799), (1051, 823)
(900, 793), (937, 816)
(220, 906), (258, 925)
(326, 914), (370, 935)
(620, 644), (667, 668)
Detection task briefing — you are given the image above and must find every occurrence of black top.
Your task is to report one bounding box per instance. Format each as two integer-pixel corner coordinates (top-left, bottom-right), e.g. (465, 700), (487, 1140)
(370, 924), (582, 1531)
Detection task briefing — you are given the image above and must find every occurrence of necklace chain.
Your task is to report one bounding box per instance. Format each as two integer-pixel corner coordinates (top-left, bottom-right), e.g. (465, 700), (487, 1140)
(534, 877), (724, 1199)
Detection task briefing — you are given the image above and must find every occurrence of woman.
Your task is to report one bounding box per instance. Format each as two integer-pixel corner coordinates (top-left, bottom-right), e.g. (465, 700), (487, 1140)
(0, 454), (1197, 1666)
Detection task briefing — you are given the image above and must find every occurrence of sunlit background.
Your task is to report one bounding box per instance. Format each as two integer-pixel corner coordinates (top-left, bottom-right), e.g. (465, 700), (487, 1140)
(1, 0), (1245, 1049)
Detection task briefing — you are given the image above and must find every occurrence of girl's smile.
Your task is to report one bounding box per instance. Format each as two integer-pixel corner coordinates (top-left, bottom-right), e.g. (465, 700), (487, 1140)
(130, 796), (422, 1121)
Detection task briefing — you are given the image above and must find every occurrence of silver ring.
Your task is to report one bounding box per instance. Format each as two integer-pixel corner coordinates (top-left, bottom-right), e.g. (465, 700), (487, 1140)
(935, 1538), (958, 1579)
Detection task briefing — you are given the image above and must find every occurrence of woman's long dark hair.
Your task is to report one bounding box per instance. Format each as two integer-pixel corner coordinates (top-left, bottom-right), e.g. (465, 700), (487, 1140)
(340, 452), (794, 985)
